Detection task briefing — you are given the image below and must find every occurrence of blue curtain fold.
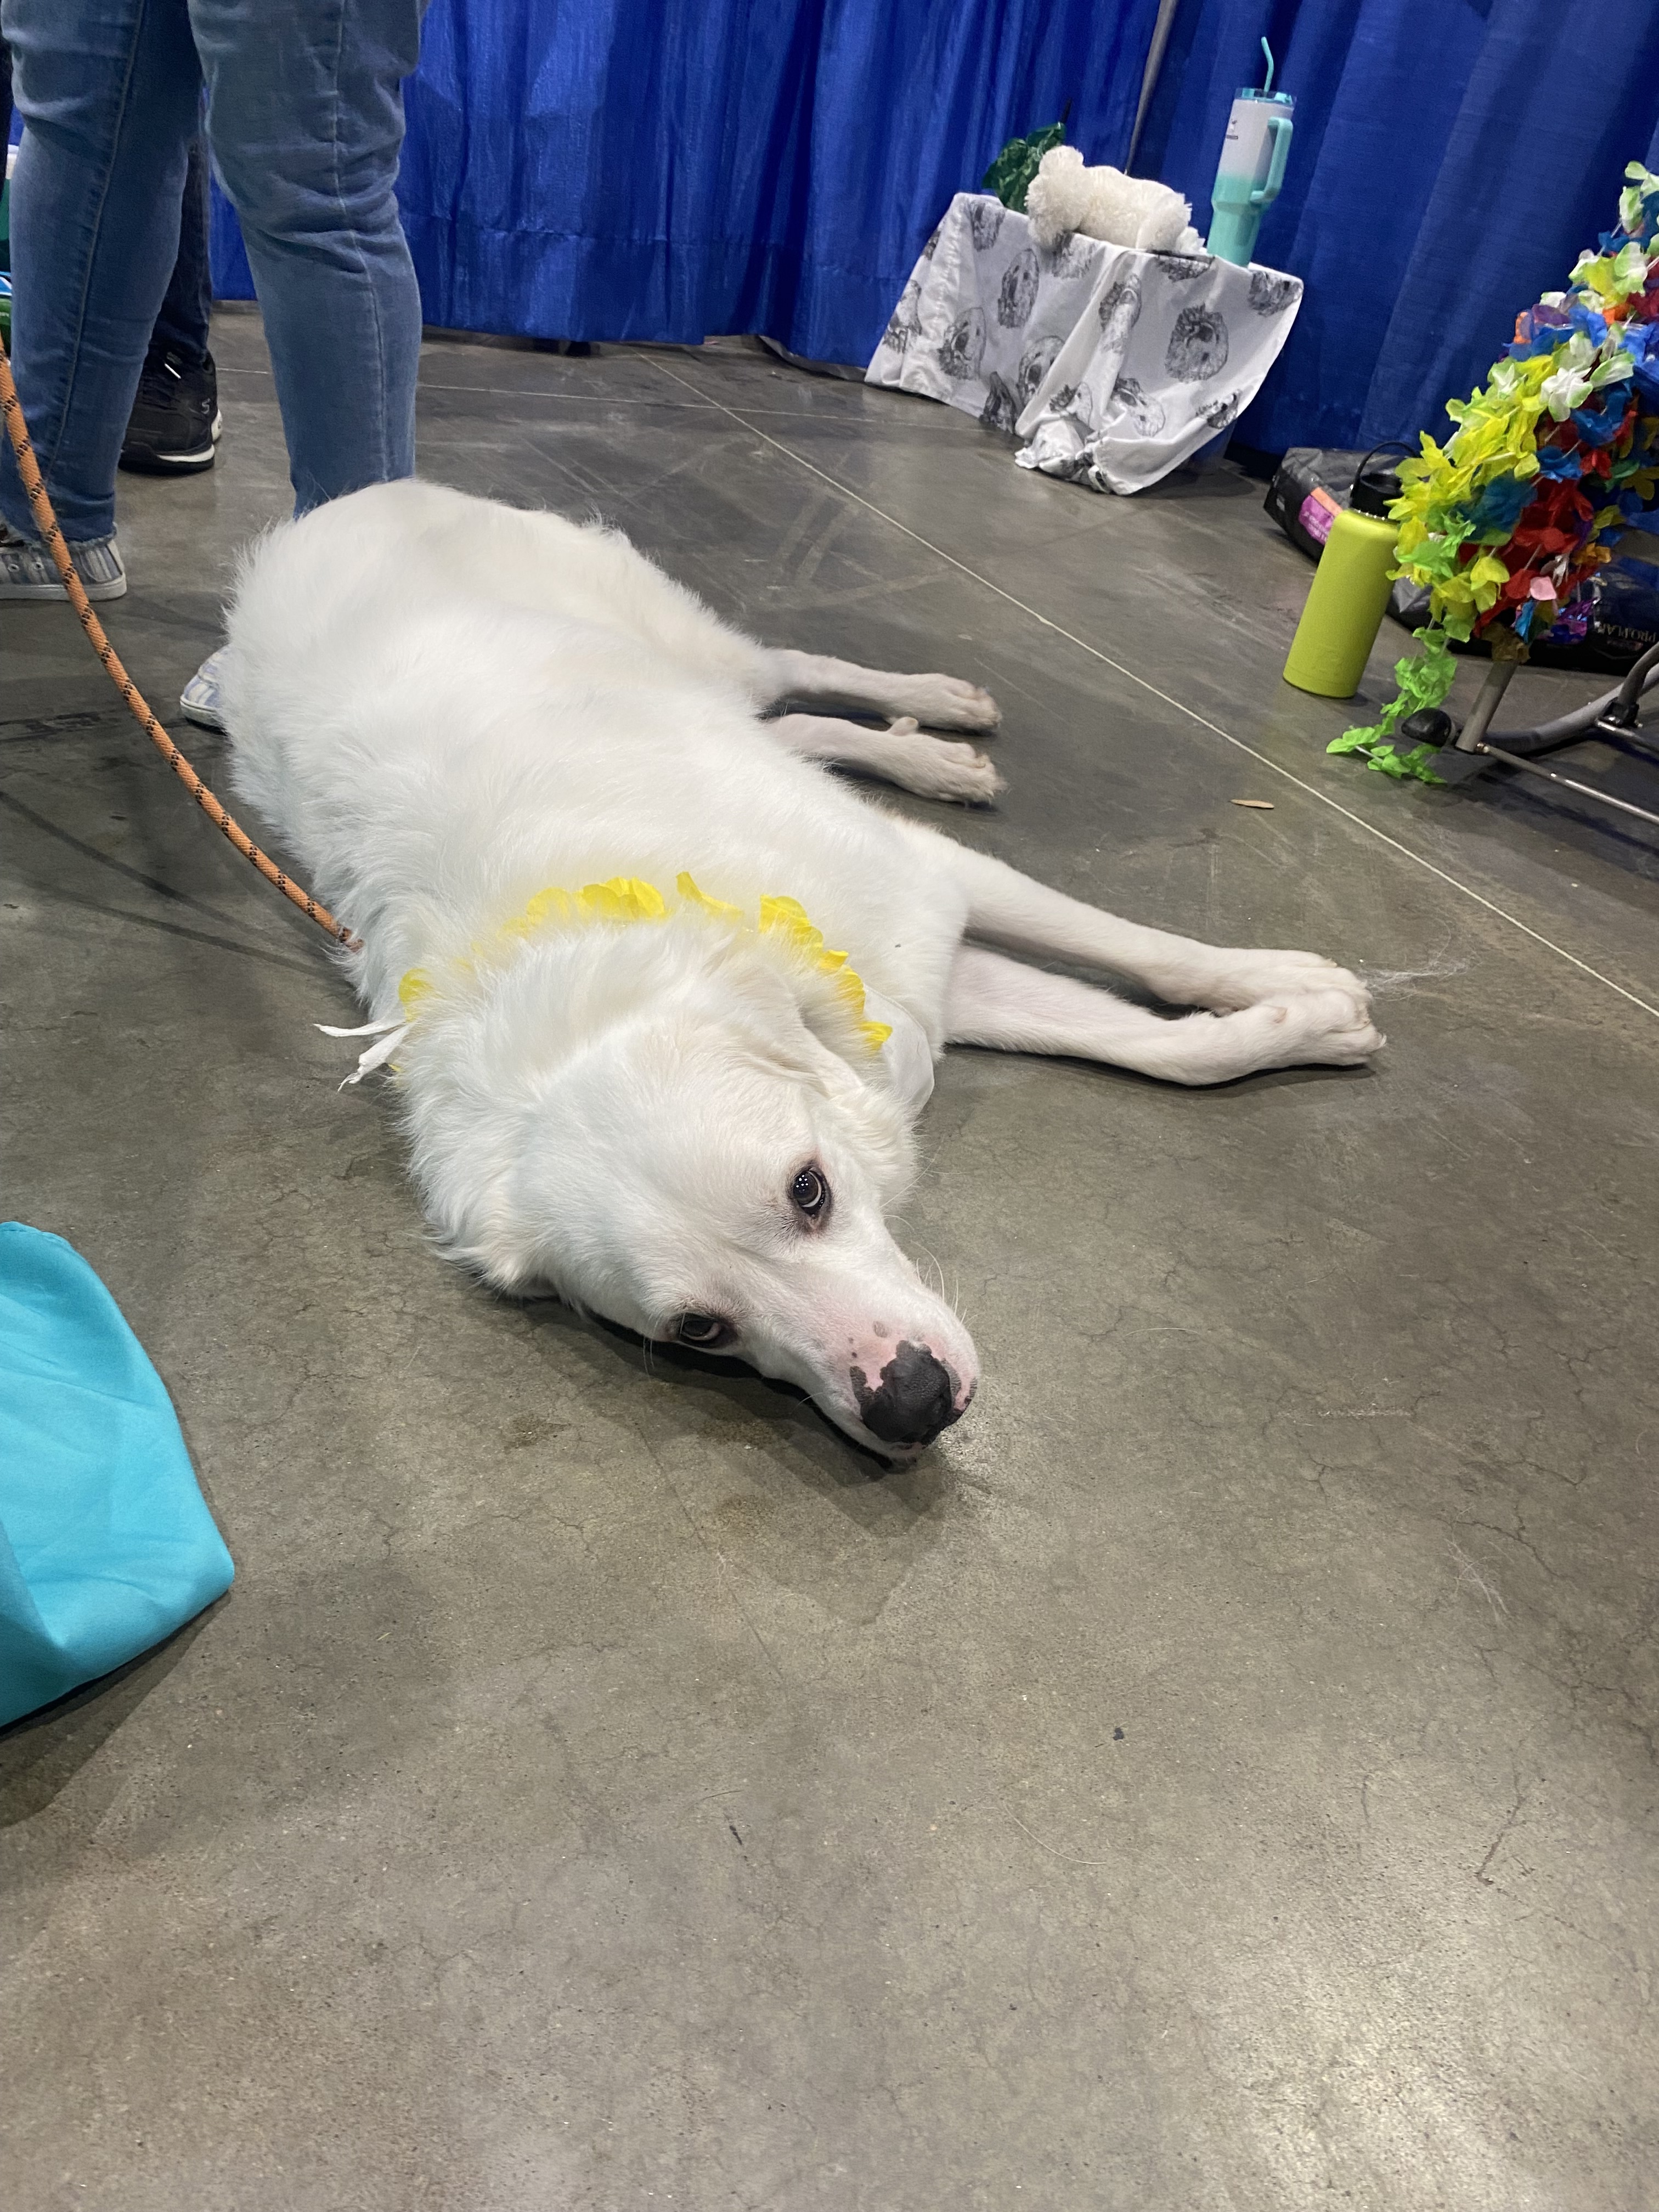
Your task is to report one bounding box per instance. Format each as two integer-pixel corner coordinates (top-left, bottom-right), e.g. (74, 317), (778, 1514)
(212, 0), (1160, 365)
(1133, 0), (1659, 454)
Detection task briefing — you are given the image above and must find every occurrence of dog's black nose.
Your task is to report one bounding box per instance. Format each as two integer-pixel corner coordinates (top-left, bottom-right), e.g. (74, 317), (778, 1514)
(851, 1341), (963, 1450)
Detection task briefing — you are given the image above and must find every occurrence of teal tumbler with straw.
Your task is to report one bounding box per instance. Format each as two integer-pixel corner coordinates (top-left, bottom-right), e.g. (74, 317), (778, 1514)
(1206, 41), (1294, 267)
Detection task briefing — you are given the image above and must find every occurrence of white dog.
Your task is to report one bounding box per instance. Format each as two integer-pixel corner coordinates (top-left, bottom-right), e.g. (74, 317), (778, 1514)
(221, 481), (1380, 1459)
(1023, 145), (1203, 257)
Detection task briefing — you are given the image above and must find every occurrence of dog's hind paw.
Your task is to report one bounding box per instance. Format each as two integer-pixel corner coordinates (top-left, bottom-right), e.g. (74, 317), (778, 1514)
(900, 675), (1002, 734)
(887, 719), (1005, 804)
(934, 742), (1006, 805)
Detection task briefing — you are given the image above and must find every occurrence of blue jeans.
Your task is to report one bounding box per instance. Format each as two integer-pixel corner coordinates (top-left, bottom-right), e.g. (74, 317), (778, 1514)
(150, 134), (213, 369)
(0, 0), (424, 541)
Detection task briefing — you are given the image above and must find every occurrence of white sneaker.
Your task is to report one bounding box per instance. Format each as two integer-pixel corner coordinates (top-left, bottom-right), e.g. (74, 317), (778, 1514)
(180, 650), (227, 733)
(0, 520), (127, 601)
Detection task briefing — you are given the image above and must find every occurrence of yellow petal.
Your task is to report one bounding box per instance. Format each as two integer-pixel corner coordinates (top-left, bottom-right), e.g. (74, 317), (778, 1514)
(675, 871), (744, 925)
(577, 877), (667, 923)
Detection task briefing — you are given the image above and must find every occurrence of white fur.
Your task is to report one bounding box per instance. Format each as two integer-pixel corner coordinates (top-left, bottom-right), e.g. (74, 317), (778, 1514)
(1023, 145), (1203, 256)
(222, 481), (1381, 1456)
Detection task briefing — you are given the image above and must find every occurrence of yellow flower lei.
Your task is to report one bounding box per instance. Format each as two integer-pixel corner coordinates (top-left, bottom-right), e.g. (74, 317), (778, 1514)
(399, 872), (893, 1053)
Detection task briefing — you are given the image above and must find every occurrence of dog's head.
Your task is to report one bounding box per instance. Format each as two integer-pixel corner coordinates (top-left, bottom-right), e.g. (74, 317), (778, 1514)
(399, 922), (978, 1459)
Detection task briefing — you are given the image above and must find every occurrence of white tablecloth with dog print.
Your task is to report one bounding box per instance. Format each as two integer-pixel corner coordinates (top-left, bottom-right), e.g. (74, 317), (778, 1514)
(865, 193), (1302, 495)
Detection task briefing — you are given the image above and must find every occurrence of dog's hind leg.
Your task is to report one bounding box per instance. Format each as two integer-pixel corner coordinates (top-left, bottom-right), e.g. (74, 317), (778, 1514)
(946, 946), (1382, 1082)
(758, 649), (1001, 735)
(770, 713), (1002, 804)
(922, 833), (1376, 1019)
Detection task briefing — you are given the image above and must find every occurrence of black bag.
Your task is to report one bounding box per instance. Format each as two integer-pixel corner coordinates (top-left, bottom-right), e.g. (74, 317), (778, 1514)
(1263, 447), (1400, 560)
(1265, 444), (1659, 673)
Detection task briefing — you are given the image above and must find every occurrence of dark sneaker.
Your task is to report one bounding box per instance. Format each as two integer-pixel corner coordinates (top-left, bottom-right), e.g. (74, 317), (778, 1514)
(119, 347), (222, 475)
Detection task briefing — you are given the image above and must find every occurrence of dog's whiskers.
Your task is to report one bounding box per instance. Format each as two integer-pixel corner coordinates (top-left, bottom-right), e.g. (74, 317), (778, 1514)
(916, 1243), (964, 1318)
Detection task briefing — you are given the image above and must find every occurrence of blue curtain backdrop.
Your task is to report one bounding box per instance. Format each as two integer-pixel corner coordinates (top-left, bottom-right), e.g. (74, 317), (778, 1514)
(211, 0), (1160, 365)
(209, 0), (1659, 452)
(1133, 0), (1659, 454)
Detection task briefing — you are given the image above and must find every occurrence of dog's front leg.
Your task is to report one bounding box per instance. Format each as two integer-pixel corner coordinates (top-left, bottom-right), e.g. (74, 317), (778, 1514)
(945, 946), (1382, 1082)
(923, 833), (1374, 1018)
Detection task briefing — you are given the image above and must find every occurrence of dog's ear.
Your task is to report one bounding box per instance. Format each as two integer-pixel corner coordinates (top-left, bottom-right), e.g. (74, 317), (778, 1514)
(740, 1005), (916, 1200)
(718, 1002), (856, 1098)
(789, 1023), (873, 1104)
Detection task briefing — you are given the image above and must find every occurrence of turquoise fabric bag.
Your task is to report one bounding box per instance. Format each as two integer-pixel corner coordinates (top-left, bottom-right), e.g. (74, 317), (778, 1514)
(0, 1223), (234, 1727)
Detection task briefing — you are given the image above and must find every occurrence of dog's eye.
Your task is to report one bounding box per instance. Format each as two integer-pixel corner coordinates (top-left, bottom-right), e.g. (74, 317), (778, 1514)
(675, 1313), (733, 1350)
(790, 1166), (830, 1220)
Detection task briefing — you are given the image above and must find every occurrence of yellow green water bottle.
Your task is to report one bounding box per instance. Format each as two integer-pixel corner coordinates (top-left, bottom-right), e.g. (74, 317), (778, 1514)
(1282, 449), (1404, 699)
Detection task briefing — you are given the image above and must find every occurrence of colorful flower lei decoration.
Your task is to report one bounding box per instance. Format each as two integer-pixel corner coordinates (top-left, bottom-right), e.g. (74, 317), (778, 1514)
(1333, 162), (1659, 782)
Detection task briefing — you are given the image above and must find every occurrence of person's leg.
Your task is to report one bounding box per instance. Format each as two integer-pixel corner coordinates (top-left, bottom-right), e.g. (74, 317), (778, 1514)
(190, 0), (423, 516)
(146, 128), (212, 364)
(0, 0), (200, 546)
(120, 126), (221, 473)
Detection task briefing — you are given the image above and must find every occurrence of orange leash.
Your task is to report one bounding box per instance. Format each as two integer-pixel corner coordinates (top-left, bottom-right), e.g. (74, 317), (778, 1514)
(0, 332), (358, 950)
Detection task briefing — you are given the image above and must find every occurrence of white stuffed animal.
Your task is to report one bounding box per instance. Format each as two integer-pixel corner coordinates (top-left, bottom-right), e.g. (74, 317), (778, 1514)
(1023, 144), (1204, 257)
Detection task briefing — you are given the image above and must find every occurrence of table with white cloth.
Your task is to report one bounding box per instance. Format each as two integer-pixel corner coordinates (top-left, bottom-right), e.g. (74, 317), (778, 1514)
(866, 192), (1304, 494)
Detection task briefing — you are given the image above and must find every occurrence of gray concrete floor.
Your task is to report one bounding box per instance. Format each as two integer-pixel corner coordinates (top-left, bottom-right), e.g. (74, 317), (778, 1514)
(3, 309), (1657, 2212)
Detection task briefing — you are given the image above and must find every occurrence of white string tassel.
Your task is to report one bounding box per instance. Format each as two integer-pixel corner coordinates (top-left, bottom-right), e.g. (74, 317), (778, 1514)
(315, 1015), (412, 1087)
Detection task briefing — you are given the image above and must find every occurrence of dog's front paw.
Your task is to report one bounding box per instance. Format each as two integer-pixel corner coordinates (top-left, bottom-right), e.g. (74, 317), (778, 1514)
(1201, 950), (1370, 1015)
(904, 675), (1002, 734)
(1248, 988), (1384, 1070)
